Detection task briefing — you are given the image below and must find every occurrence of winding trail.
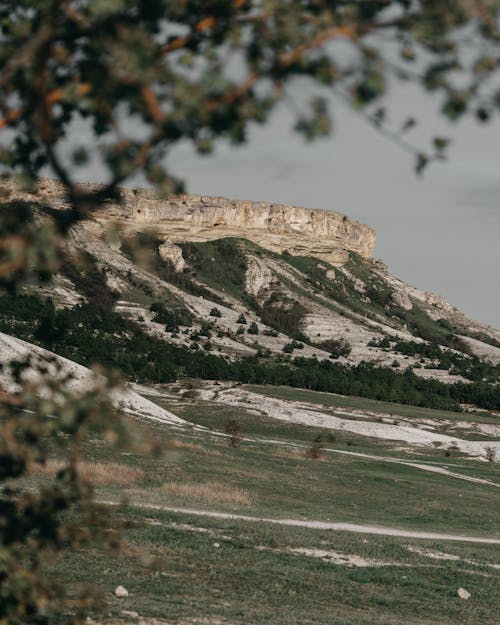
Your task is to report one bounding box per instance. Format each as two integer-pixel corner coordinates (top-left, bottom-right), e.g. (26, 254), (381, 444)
(103, 500), (500, 545)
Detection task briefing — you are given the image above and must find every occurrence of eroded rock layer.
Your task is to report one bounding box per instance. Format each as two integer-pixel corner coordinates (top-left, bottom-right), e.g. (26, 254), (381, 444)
(4, 176), (376, 265)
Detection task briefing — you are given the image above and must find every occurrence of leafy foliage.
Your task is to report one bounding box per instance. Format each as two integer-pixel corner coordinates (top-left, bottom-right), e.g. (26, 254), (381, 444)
(1, 0), (500, 208)
(2, 292), (500, 418)
(0, 358), (125, 624)
(316, 338), (352, 359)
(181, 239), (248, 301)
(150, 301), (192, 331)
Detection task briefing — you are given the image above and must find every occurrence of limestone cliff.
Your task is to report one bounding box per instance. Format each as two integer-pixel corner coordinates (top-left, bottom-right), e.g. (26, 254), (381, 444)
(3, 176), (376, 266)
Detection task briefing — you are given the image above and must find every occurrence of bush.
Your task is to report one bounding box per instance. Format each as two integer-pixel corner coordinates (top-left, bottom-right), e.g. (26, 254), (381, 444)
(306, 433), (325, 459)
(210, 307), (222, 317)
(368, 336), (391, 348)
(225, 419), (242, 448)
(150, 301), (192, 331)
(256, 297), (307, 338)
(263, 328), (279, 337)
(237, 313), (247, 324)
(247, 321), (259, 335)
(317, 338), (352, 359)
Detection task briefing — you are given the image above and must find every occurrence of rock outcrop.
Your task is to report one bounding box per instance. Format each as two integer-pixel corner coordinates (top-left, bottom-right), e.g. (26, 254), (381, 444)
(116, 189), (376, 266)
(2, 177), (376, 267)
(158, 239), (186, 272)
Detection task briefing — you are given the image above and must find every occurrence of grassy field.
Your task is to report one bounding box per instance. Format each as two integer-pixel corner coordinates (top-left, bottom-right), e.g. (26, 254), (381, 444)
(26, 405), (500, 535)
(20, 381), (500, 624)
(52, 506), (500, 625)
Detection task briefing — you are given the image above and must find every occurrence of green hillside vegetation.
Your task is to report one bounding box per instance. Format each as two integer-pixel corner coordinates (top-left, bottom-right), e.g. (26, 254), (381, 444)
(180, 238), (249, 301)
(1, 293), (499, 411)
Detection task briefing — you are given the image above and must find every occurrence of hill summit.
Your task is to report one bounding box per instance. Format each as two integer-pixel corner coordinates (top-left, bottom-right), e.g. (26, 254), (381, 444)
(5, 176), (375, 265)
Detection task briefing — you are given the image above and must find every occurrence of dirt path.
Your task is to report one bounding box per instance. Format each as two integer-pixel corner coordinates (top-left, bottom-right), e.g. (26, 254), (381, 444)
(103, 500), (500, 544)
(255, 438), (500, 488)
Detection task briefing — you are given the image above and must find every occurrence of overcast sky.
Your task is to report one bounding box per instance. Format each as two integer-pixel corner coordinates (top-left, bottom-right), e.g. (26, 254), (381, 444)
(164, 77), (500, 330)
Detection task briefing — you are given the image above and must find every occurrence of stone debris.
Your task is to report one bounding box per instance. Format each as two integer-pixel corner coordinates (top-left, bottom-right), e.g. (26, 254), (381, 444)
(121, 610), (139, 619)
(114, 585), (129, 598)
(457, 587), (471, 600)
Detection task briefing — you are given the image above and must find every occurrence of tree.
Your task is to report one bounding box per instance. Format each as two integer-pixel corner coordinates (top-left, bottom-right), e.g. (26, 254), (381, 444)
(247, 321), (259, 335)
(1, 0), (500, 215)
(0, 360), (126, 624)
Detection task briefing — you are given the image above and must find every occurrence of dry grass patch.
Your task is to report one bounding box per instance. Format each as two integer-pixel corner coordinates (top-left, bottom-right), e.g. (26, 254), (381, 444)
(272, 447), (308, 460)
(128, 480), (252, 506)
(165, 438), (220, 456)
(30, 459), (144, 486)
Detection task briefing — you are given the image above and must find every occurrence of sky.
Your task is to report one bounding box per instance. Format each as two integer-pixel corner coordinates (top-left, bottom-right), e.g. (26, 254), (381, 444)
(164, 77), (500, 330)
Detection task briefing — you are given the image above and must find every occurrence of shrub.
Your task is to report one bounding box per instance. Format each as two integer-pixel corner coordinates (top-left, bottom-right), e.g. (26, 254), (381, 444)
(317, 338), (352, 358)
(210, 307), (222, 317)
(237, 313), (247, 324)
(485, 446), (497, 463)
(257, 297), (307, 338)
(306, 433), (324, 459)
(225, 419), (242, 448)
(368, 336), (391, 348)
(247, 321), (259, 335)
(199, 321), (212, 338)
(150, 301), (192, 331)
(263, 328), (279, 337)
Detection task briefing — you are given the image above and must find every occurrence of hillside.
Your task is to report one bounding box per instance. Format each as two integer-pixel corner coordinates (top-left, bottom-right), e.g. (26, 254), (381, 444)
(2, 179), (500, 625)
(1, 177), (499, 411)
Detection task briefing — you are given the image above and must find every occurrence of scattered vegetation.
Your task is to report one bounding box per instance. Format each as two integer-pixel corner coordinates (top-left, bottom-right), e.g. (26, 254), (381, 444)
(150, 301), (192, 331)
(255, 296), (308, 339)
(393, 339), (500, 382)
(315, 338), (352, 359)
(1, 293), (499, 411)
(225, 419), (242, 448)
(181, 239), (248, 301)
(247, 321), (259, 335)
(306, 433), (325, 459)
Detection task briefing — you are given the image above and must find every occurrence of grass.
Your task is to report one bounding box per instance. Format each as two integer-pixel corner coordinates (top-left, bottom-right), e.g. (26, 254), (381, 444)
(180, 238), (249, 301)
(17, 383), (500, 625)
(27, 410), (500, 535)
(29, 459), (145, 486)
(50, 506), (500, 625)
(128, 480), (253, 506)
(25, 438), (500, 537)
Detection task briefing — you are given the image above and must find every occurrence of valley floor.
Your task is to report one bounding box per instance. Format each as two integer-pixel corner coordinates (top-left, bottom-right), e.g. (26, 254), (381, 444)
(18, 379), (499, 625)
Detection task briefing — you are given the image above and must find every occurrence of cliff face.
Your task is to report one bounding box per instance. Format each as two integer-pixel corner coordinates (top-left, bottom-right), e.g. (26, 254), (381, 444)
(4, 177), (376, 265)
(118, 190), (376, 265)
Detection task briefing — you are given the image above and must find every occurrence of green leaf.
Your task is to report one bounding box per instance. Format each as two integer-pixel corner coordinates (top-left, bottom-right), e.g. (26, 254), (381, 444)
(441, 92), (468, 120)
